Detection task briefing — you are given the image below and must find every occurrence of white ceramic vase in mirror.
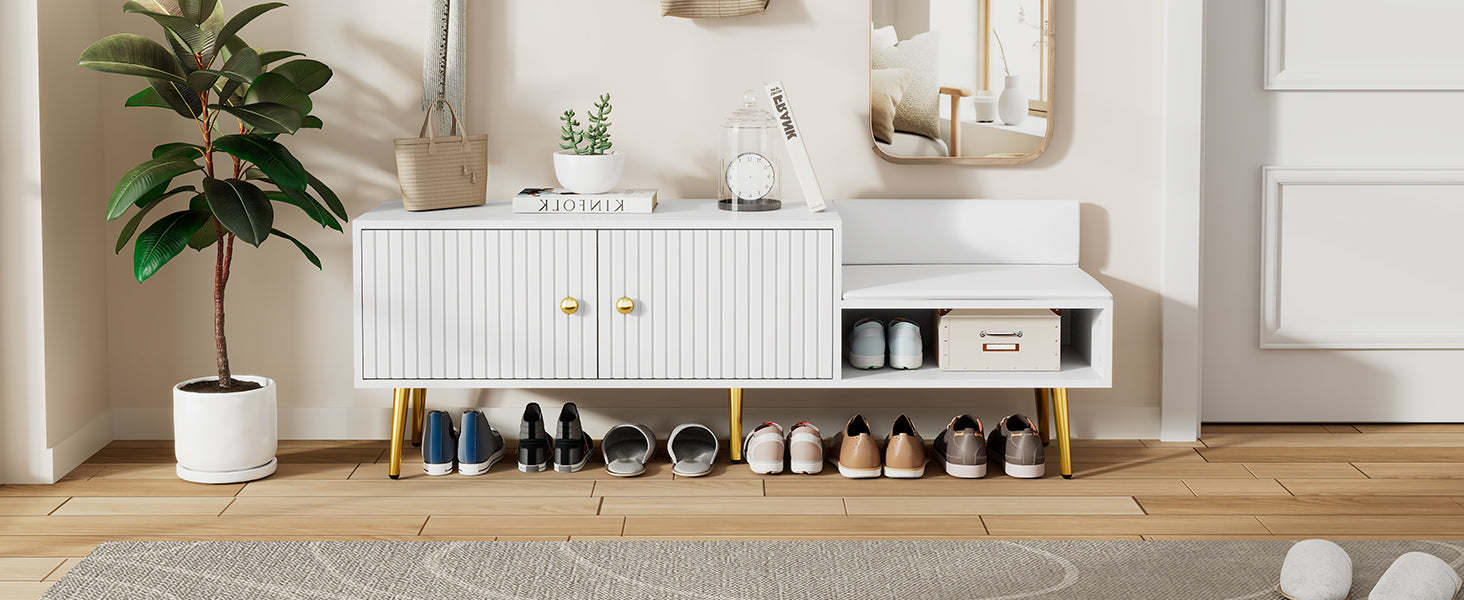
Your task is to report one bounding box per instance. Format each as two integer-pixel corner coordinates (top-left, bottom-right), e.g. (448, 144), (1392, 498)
(999, 75), (1027, 126)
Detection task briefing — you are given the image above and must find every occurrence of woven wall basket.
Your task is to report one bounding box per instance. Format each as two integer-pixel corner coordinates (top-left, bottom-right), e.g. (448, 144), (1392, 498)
(394, 99), (487, 211)
(660, 0), (770, 18)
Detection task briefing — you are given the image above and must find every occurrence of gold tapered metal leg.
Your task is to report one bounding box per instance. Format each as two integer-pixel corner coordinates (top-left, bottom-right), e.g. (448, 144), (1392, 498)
(1034, 388), (1052, 446)
(1052, 387), (1073, 479)
(728, 388), (744, 462)
(388, 388), (410, 480)
(409, 388), (427, 447)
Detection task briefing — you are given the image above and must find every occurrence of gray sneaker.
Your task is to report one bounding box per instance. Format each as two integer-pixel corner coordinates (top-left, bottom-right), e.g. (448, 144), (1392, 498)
(987, 414), (1045, 478)
(932, 414), (987, 478)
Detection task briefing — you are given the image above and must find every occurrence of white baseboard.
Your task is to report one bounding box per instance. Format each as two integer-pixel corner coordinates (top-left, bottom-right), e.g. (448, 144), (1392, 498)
(112, 404), (1158, 441)
(47, 409), (112, 482)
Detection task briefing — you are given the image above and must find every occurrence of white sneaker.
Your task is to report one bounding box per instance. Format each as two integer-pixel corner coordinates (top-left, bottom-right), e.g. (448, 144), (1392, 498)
(845, 318), (886, 369)
(744, 422), (785, 474)
(887, 318), (923, 370)
(787, 421), (824, 475)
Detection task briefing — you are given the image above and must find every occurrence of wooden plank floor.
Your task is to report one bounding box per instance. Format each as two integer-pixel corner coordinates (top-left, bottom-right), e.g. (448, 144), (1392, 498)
(4, 424), (1464, 599)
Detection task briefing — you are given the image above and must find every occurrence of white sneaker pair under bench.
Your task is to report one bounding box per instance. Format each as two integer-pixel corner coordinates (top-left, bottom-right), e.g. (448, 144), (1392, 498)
(1280, 539), (1463, 600)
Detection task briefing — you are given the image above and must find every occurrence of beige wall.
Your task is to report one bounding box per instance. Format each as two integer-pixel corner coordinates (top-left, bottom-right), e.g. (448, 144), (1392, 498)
(39, 0), (110, 449)
(104, 0), (1164, 439)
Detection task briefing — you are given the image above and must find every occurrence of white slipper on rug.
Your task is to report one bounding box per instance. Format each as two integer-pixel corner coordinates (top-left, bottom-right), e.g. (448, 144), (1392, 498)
(1367, 552), (1462, 600)
(1279, 539), (1352, 600)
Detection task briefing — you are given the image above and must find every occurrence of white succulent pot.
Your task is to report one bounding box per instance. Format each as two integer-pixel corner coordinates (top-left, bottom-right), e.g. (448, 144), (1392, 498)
(999, 75), (1028, 126)
(553, 150), (625, 194)
(173, 375), (278, 484)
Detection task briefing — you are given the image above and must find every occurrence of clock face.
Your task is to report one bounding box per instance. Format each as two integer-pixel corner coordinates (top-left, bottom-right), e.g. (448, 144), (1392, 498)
(725, 152), (775, 201)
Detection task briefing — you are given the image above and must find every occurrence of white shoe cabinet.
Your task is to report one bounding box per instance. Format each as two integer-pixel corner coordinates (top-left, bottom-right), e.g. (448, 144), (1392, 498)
(354, 199), (1112, 479)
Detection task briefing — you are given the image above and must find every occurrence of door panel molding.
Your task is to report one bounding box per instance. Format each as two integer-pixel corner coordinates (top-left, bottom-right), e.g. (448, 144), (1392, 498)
(1265, 0), (1464, 90)
(1261, 167), (1464, 349)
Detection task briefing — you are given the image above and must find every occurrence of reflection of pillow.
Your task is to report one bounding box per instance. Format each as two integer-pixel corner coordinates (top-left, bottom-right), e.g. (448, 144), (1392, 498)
(870, 25), (898, 54)
(870, 68), (913, 144)
(871, 30), (940, 141)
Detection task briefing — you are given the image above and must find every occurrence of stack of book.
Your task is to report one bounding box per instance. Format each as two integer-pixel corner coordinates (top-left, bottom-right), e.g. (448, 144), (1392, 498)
(512, 188), (658, 214)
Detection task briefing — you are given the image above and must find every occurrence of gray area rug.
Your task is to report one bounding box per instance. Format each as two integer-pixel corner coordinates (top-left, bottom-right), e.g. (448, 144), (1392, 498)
(40, 540), (1464, 599)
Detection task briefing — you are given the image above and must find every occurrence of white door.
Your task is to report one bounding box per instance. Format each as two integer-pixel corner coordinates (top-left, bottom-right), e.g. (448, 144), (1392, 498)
(1201, 0), (1464, 421)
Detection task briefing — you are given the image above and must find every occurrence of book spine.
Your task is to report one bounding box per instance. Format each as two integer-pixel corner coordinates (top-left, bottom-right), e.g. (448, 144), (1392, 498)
(513, 196), (656, 214)
(764, 81), (827, 213)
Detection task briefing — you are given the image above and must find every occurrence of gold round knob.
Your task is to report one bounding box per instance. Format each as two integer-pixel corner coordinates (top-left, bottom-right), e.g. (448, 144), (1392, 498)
(560, 297), (578, 315)
(615, 297), (634, 315)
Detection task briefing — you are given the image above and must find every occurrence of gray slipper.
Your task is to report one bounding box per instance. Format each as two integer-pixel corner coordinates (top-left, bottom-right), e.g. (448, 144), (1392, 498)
(1368, 552), (1462, 600)
(1280, 539), (1352, 600)
(602, 423), (655, 477)
(668, 423), (718, 477)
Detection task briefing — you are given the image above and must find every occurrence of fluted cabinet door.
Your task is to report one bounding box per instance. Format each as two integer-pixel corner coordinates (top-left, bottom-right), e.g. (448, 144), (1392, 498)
(359, 229), (597, 381)
(597, 229), (833, 380)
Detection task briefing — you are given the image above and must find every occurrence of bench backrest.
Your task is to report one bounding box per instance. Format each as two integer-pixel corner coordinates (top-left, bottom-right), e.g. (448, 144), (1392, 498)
(838, 199), (1080, 266)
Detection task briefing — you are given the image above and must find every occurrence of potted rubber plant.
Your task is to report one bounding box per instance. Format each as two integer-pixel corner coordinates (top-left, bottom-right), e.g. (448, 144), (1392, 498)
(79, 0), (345, 483)
(553, 92), (623, 194)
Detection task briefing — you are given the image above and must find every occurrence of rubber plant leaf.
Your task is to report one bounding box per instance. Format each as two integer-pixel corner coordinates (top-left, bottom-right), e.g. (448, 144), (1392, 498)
(269, 229), (321, 270)
(152, 142), (204, 160)
(106, 157), (202, 221)
(115, 185), (195, 253)
(178, 0), (219, 24)
(216, 47), (260, 101)
(306, 172), (345, 220)
(300, 115), (323, 129)
(78, 34), (189, 85)
(203, 177), (273, 246)
(210, 102), (300, 134)
(267, 189), (340, 231)
(258, 50), (304, 65)
(185, 68), (249, 92)
(124, 86), (169, 109)
(245, 72), (312, 117)
(212, 134), (307, 190)
(215, 3), (287, 55)
(133, 209), (211, 282)
(188, 213), (220, 250)
(122, 2), (205, 53)
(146, 77), (203, 119)
(270, 59), (332, 94)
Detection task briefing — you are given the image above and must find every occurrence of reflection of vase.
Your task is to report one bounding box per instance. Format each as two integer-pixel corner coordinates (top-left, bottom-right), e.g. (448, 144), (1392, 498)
(999, 75), (1027, 126)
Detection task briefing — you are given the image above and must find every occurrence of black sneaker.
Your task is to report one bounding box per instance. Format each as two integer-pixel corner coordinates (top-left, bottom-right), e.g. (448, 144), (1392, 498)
(518, 403), (550, 473)
(554, 402), (593, 473)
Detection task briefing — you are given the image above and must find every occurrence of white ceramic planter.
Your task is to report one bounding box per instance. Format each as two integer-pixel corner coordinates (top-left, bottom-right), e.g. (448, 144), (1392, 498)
(999, 75), (1028, 127)
(553, 150), (625, 194)
(173, 375), (278, 484)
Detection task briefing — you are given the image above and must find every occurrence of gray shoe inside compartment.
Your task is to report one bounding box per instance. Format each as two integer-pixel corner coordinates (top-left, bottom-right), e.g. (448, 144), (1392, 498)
(603, 425), (650, 475)
(671, 426), (717, 475)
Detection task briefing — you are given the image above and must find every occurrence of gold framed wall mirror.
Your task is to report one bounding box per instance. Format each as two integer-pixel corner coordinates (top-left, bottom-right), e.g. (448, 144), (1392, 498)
(870, 0), (1054, 164)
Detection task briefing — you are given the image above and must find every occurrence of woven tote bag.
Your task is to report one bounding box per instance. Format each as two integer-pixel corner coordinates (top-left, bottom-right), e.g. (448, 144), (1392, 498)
(394, 98), (487, 211)
(660, 0), (769, 18)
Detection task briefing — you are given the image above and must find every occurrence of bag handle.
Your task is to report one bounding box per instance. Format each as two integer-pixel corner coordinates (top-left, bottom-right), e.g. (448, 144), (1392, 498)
(418, 98), (471, 155)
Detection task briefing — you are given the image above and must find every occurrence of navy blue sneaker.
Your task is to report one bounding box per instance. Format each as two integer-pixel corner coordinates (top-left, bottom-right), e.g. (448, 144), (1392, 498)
(422, 410), (457, 476)
(457, 410), (505, 476)
(554, 402), (593, 473)
(518, 403), (550, 473)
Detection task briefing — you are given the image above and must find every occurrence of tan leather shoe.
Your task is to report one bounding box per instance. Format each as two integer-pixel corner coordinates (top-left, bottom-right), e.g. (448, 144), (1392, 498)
(884, 414), (927, 478)
(829, 414), (882, 478)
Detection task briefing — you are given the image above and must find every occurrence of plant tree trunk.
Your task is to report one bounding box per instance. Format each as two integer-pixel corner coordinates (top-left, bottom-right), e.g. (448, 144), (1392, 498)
(214, 222), (233, 387)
